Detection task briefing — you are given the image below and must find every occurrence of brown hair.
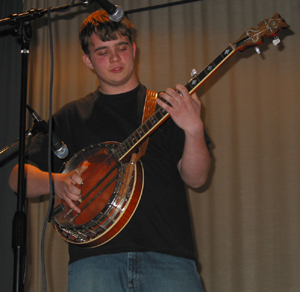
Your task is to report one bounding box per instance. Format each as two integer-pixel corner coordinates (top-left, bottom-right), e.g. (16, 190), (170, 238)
(79, 10), (134, 55)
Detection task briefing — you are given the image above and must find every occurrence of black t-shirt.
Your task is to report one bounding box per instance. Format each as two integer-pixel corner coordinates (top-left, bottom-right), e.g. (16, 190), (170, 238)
(26, 84), (204, 264)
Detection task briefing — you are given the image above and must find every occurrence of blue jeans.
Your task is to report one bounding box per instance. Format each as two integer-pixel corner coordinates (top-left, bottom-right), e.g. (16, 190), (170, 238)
(68, 252), (205, 292)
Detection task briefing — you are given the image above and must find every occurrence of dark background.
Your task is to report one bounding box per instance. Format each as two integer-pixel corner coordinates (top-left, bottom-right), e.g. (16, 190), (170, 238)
(0, 1), (23, 290)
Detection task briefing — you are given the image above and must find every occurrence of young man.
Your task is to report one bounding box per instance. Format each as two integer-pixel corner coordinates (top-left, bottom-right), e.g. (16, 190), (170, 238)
(9, 10), (211, 291)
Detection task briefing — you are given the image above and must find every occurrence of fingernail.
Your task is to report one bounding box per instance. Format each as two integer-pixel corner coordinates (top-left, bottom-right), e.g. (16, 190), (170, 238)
(82, 162), (91, 167)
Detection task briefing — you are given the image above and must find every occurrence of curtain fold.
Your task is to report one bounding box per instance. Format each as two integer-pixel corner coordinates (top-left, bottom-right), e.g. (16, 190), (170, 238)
(21, 0), (300, 291)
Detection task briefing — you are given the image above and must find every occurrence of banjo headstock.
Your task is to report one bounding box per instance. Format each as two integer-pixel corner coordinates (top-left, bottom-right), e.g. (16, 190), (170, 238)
(232, 13), (289, 53)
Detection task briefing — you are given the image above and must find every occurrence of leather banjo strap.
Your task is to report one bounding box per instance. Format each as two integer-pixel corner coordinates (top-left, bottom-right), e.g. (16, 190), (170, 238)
(136, 89), (158, 160)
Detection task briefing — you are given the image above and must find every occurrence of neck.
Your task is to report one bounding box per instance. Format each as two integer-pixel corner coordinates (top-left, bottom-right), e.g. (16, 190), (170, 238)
(98, 75), (139, 95)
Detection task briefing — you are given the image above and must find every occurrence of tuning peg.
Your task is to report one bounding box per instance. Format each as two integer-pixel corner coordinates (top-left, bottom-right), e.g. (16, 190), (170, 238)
(255, 46), (261, 54)
(272, 36), (281, 46)
(191, 68), (197, 77)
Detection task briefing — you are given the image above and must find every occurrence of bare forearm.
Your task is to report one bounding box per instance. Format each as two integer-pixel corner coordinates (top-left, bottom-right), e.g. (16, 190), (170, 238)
(178, 127), (211, 188)
(156, 85), (211, 187)
(9, 162), (89, 213)
(9, 164), (51, 197)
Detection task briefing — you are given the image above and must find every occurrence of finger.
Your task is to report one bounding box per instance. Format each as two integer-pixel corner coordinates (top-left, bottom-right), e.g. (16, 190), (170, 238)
(67, 183), (82, 197)
(64, 196), (81, 214)
(71, 172), (84, 186)
(63, 185), (82, 204)
(77, 160), (91, 176)
(72, 160), (91, 185)
(157, 90), (177, 108)
(190, 91), (200, 105)
(166, 87), (183, 101)
(174, 84), (189, 98)
(174, 84), (200, 110)
(174, 84), (198, 100)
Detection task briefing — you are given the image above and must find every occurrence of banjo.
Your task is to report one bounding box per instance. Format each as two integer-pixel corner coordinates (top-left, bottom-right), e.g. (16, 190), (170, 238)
(51, 13), (289, 247)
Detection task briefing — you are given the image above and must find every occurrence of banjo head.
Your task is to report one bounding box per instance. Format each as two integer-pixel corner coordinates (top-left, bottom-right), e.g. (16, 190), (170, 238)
(52, 142), (144, 247)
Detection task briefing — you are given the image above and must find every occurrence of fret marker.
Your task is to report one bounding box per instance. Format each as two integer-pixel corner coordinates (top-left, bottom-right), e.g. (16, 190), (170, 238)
(207, 65), (213, 71)
(191, 79), (199, 86)
(151, 117), (157, 124)
(224, 49), (230, 55)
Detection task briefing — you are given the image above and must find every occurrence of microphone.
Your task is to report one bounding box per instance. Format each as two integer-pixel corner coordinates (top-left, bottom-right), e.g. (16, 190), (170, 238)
(26, 105), (69, 159)
(96, 0), (124, 22)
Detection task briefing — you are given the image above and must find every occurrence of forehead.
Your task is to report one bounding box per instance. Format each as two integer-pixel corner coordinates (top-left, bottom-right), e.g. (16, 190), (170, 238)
(89, 33), (130, 49)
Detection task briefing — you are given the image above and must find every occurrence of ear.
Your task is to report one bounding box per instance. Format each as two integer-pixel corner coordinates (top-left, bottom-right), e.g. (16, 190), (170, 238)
(82, 54), (94, 70)
(132, 42), (136, 58)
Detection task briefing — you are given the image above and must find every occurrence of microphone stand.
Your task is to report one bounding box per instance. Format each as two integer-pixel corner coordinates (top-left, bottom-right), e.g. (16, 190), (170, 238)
(0, 2), (92, 291)
(0, 124), (40, 158)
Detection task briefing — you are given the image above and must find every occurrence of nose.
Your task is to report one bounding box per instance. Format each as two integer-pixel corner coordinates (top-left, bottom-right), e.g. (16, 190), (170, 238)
(110, 50), (121, 62)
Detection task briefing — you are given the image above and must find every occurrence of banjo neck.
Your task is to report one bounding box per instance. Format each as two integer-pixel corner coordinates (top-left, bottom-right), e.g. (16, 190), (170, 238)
(115, 13), (289, 163)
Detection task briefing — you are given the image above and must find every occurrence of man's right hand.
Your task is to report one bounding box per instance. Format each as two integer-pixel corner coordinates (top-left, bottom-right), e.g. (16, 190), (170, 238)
(53, 161), (90, 213)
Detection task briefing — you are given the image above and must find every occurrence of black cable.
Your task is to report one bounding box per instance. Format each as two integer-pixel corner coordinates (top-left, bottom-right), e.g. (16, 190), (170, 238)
(57, 0), (76, 12)
(40, 5), (55, 292)
(40, 2), (77, 290)
(125, 0), (203, 15)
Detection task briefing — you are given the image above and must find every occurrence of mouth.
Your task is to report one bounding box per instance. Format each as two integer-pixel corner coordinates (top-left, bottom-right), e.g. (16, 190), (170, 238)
(111, 67), (123, 73)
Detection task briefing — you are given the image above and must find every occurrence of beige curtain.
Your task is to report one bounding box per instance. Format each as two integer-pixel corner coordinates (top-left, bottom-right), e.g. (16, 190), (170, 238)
(24, 0), (300, 291)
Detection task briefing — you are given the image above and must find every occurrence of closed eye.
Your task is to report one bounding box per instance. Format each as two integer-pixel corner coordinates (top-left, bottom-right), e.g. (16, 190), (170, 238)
(118, 45), (128, 51)
(97, 50), (107, 56)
